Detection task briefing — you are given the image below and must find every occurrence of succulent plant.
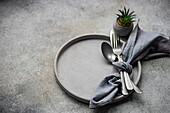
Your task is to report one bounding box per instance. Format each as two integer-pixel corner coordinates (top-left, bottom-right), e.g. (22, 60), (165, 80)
(116, 7), (136, 27)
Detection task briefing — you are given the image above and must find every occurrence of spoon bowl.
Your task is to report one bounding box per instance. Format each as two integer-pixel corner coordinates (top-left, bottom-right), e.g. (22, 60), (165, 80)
(101, 42), (117, 63)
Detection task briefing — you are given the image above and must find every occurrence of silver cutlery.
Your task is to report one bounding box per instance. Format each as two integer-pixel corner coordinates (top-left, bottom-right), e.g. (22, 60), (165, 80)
(111, 30), (142, 94)
(112, 32), (133, 90)
(111, 31), (128, 95)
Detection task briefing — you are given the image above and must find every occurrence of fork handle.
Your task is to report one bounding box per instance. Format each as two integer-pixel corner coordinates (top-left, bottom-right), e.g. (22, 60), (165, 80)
(117, 55), (128, 95)
(120, 71), (128, 95)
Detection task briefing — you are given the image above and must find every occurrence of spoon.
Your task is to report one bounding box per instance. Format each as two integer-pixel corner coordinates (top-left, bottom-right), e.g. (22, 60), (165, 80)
(101, 42), (117, 63)
(101, 42), (128, 95)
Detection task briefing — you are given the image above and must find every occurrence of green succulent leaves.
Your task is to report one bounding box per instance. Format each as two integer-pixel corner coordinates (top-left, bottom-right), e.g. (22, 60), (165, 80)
(116, 7), (136, 26)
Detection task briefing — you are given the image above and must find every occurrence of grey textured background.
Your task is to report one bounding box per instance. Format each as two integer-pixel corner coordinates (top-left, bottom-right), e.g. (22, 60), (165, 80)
(0, 0), (170, 113)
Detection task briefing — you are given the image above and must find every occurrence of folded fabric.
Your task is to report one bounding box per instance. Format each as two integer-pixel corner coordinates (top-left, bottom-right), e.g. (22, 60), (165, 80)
(89, 23), (170, 108)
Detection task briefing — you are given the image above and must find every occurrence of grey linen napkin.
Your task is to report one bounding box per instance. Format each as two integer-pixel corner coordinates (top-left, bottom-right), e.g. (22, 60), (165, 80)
(89, 23), (170, 108)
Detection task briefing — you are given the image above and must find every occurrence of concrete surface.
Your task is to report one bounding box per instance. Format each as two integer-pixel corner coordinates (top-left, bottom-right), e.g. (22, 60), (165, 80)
(0, 0), (170, 113)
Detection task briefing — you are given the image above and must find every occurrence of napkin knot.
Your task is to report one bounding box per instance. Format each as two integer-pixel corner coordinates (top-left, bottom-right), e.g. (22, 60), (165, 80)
(112, 61), (132, 74)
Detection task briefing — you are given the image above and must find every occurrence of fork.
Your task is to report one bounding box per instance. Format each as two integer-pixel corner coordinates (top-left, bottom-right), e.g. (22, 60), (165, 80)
(111, 31), (128, 95)
(112, 31), (142, 94)
(113, 34), (133, 90)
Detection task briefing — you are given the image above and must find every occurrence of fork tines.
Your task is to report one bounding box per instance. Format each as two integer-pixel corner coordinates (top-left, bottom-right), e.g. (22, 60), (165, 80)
(113, 34), (121, 48)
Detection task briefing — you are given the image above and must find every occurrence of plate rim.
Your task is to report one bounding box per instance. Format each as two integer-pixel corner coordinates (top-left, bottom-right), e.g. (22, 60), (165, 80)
(54, 33), (142, 104)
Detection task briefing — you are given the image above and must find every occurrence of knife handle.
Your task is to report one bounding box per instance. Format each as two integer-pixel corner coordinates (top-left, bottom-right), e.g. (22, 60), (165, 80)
(124, 72), (133, 90)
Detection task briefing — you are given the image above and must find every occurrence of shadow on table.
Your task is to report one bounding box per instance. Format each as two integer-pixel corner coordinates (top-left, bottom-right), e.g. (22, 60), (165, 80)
(93, 96), (132, 113)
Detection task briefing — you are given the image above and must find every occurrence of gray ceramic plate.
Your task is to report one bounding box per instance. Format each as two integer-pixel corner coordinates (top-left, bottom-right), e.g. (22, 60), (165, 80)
(54, 34), (142, 104)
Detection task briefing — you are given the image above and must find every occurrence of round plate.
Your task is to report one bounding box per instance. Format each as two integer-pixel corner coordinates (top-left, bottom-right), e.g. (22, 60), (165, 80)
(54, 34), (142, 104)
